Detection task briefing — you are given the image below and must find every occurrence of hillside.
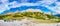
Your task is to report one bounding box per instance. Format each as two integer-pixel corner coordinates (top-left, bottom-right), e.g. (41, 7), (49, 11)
(0, 12), (60, 23)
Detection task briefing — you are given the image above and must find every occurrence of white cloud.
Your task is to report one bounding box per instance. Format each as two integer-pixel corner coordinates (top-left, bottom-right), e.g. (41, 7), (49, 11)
(0, 4), (9, 14)
(9, 0), (57, 8)
(44, 6), (60, 14)
(0, 0), (8, 4)
(9, 1), (40, 8)
(37, 0), (60, 14)
(44, 2), (60, 14)
(37, 0), (57, 6)
(44, 12), (52, 14)
(0, 0), (60, 14)
(0, 0), (9, 14)
(20, 8), (42, 12)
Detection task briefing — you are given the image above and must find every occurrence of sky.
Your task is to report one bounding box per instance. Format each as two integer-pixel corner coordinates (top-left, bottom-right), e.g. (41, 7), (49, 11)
(0, 0), (60, 15)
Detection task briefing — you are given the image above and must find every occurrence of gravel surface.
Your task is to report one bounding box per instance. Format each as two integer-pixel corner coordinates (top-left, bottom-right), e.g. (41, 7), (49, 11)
(0, 19), (60, 26)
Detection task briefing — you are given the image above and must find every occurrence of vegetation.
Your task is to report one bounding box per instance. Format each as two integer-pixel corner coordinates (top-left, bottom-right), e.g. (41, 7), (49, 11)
(0, 12), (60, 23)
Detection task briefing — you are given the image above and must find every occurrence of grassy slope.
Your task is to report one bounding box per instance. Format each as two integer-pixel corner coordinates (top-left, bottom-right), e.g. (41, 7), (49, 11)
(0, 12), (60, 23)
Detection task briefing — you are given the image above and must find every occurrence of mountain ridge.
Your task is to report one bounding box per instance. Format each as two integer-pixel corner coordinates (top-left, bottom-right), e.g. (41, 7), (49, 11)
(0, 11), (60, 23)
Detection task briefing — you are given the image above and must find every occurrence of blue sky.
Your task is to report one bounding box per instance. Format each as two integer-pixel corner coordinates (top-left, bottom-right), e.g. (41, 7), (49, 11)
(0, 0), (60, 15)
(9, 0), (42, 3)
